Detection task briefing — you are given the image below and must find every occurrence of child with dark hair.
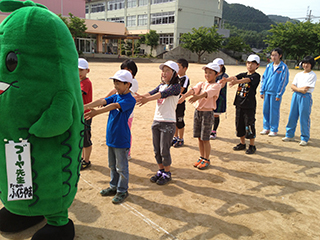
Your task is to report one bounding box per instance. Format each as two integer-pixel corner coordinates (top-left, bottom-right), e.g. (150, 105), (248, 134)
(260, 47), (289, 137)
(220, 54), (261, 154)
(84, 70), (136, 204)
(136, 61), (181, 185)
(179, 63), (221, 170)
(172, 58), (190, 147)
(78, 58), (93, 170)
(210, 58), (229, 140)
(282, 56), (317, 146)
(105, 59), (138, 159)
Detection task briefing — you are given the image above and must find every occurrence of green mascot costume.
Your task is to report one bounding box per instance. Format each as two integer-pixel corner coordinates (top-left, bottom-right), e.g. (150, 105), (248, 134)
(0, 0), (83, 239)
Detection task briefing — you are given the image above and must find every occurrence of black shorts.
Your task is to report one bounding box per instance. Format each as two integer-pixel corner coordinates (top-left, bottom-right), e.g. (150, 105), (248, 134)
(176, 102), (186, 129)
(235, 107), (256, 139)
(83, 119), (92, 148)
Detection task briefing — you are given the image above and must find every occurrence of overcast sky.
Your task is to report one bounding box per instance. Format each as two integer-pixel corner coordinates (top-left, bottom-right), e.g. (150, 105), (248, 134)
(225, 0), (320, 22)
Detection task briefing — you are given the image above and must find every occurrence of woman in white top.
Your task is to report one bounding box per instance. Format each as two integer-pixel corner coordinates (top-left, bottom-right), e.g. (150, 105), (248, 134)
(282, 56), (317, 146)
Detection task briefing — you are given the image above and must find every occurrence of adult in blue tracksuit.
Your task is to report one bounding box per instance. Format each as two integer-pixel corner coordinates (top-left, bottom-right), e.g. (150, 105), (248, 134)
(282, 56), (317, 146)
(260, 48), (289, 136)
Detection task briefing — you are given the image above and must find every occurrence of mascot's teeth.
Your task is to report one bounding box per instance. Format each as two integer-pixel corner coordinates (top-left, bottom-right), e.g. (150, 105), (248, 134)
(0, 82), (10, 95)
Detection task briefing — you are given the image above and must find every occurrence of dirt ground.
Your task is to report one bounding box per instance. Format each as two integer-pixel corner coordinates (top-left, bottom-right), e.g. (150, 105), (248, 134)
(1, 62), (320, 240)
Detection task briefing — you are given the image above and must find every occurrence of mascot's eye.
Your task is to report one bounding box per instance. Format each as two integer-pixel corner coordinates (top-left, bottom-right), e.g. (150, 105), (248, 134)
(6, 52), (18, 72)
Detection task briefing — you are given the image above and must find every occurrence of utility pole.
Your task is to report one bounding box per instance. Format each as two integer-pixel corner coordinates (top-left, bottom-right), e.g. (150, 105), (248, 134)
(61, 0), (63, 15)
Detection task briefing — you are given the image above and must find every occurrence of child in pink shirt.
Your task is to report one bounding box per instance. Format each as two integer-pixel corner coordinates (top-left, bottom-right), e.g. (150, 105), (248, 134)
(179, 63), (221, 169)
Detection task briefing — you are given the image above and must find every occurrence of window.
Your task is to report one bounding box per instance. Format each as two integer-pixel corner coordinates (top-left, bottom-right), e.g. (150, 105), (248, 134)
(138, 14), (148, 26)
(91, 3), (105, 13)
(127, 0), (137, 8)
(108, 0), (125, 11)
(159, 33), (174, 45)
(107, 17), (125, 23)
(126, 15), (136, 27)
(152, 0), (175, 4)
(85, 5), (89, 14)
(151, 11), (175, 25)
(138, 0), (148, 6)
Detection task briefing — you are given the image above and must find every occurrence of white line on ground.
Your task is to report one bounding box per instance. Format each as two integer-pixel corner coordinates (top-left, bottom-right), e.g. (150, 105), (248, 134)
(80, 176), (178, 240)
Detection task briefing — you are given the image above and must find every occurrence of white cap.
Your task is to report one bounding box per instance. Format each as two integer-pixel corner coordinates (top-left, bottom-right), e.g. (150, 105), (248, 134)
(159, 60), (179, 73)
(109, 70), (133, 84)
(213, 58), (224, 66)
(247, 54), (260, 64)
(202, 63), (220, 73)
(78, 58), (89, 69)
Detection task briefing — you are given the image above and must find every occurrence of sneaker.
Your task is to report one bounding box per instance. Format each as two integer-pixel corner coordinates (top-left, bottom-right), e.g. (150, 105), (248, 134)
(150, 170), (163, 183)
(299, 140), (307, 146)
(197, 159), (210, 170)
(282, 137), (295, 142)
(156, 172), (172, 185)
(193, 157), (203, 167)
(246, 145), (256, 154)
(100, 187), (117, 196)
(112, 192), (128, 204)
(127, 155), (132, 160)
(210, 131), (217, 140)
(173, 139), (184, 147)
(260, 129), (270, 135)
(80, 160), (91, 170)
(268, 132), (277, 137)
(233, 143), (246, 151)
(171, 137), (178, 146)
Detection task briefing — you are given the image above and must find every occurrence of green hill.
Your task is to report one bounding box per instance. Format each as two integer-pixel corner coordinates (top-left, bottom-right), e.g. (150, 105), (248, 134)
(223, 2), (275, 32)
(268, 14), (299, 24)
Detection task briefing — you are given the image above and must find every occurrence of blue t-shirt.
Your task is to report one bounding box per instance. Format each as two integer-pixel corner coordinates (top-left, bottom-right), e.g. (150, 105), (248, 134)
(105, 93), (136, 148)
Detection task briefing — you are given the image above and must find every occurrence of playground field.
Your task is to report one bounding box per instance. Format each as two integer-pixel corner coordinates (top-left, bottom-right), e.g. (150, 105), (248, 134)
(1, 62), (320, 240)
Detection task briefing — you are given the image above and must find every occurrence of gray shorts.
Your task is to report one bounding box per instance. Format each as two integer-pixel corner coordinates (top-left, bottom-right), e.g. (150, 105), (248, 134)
(193, 110), (214, 141)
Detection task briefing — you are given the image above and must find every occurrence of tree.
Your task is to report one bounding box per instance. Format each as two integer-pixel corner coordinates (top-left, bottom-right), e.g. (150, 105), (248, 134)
(145, 30), (159, 56)
(224, 36), (251, 56)
(58, 13), (87, 52)
(265, 21), (320, 61)
(225, 23), (269, 49)
(180, 26), (223, 63)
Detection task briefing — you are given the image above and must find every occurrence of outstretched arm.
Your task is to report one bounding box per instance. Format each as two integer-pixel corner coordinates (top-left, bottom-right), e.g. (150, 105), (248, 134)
(84, 98), (107, 110)
(136, 92), (161, 106)
(178, 88), (194, 104)
(84, 103), (120, 119)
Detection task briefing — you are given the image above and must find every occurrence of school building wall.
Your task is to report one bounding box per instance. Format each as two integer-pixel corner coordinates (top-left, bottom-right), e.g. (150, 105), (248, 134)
(86, 0), (225, 51)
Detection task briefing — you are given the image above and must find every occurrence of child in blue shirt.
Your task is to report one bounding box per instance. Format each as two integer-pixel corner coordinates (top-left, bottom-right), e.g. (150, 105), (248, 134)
(282, 56), (317, 146)
(84, 70), (136, 204)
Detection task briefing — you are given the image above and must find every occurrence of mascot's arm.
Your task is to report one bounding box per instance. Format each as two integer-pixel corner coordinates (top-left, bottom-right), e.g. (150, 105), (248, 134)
(29, 91), (76, 138)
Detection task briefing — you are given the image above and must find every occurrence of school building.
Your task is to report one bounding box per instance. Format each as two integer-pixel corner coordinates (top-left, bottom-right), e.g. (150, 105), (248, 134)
(0, 0), (228, 56)
(85, 0), (229, 54)
(0, 0), (137, 55)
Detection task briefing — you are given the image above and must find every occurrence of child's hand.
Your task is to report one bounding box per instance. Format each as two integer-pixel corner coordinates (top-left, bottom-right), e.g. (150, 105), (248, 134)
(219, 77), (227, 85)
(229, 79), (237, 87)
(178, 95), (185, 104)
(84, 109), (97, 120)
(136, 93), (148, 107)
(300, 86), (309, 94)
(134, 92), (142, 101)
(188, 95), (200, 104)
